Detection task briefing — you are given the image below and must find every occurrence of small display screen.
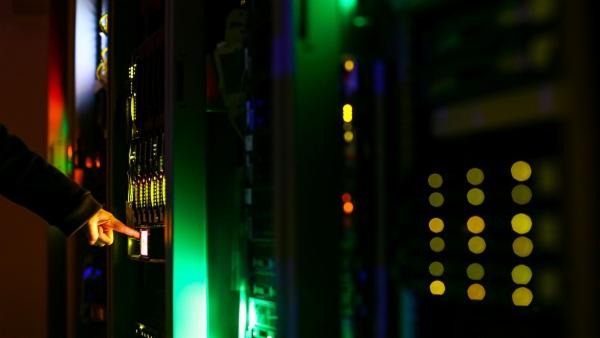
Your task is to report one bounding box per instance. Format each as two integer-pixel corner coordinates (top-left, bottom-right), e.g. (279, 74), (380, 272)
(141, 229), (149, 256)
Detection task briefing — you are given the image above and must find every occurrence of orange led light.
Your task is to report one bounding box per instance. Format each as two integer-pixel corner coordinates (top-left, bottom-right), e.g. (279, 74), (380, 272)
(343, 201), (354, 214)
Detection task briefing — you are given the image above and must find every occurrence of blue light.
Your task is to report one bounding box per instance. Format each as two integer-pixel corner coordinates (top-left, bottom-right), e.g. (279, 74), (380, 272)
(83, 266), (94, 280)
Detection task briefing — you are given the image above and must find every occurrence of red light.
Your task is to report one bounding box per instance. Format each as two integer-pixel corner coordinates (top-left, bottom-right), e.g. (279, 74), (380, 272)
(85, 157), (93, 169)
(73, 168), (84, 185)
(343, 202), (354, 214)
(342, 193), (352, 202)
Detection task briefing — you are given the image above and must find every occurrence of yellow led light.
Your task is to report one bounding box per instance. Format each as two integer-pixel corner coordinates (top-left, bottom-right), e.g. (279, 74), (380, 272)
(511, 161), (532, 182)
(429, 192), (444, 207)
(511, 213), (533, 234)
(150, 179), (156, 207)
(428, 173), (443, 188)
(513, 236), (534, 257)
(343, 112), (353, 123)
(512, 287), (533, 306)
(466, 168), (485, 185)
(428, 218), (444, 233)
(512, 264), (533, 285)
(429, 237), (445, 253)
(343, 131), (354, 143)
(342, 104), (353, 123)
(162, 176), (166, 205)
(467, 216), (485, 234)
(128, 64), (135, 79)
(467, 188), (485, 206)
(130, 95), (137, 121)
(429, 262), (444, 277)
(99, 13), (109, 34)
(466, 263), (485, 280)
(512, 184), (532, 205)
(468, 236), (486, 254)
(344, 59), (355, 72)
(467, 283), (486, 301)
(429, 280), (446, 295)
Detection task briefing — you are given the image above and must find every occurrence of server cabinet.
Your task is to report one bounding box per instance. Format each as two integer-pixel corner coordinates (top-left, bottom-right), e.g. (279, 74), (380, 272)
(108, 1), (209, 337)
(107, 1), (275, 338)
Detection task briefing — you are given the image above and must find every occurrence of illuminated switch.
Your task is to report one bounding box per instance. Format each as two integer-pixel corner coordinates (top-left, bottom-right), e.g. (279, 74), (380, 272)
(141, 229), (149, 257)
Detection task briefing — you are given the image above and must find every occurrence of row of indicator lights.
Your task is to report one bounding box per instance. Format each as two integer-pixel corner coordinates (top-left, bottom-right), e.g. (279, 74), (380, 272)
(429, 167), (533, 207)
(341, 62), (355, 217)
(427, 161), (534, 304)
(467, 168), (487, 301)
(427, 174), (446, 295)
(341, 60), (356, 226)
(428, 168), (486, 207)
(429, 216), (530, 301)
(466, 168), (485, 206)
(342, 104), (355, 143)
(511, 161), (534, 306)
(428, 164), (533, 206)
(429, 214), (533, 305)
(342, 57), (356, 144)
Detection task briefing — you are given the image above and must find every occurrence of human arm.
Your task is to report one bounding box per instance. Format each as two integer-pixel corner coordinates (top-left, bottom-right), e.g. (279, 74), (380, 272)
(0, 123), (138, 242)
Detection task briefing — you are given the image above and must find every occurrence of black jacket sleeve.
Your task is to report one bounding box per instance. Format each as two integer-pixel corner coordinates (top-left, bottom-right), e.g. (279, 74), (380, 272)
(0, 123), (102, 235)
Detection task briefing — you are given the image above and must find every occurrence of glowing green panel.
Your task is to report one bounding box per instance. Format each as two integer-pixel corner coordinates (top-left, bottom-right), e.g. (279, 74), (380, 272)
(173, 115), (208, 338)
(248, 298), (257, 332)
(173, 208), (207, 338)
(238, 284), (247, 338)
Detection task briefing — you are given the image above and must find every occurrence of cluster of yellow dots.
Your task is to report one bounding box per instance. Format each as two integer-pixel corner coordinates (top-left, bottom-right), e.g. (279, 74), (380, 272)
(427, 173), (446, 296)
(511, 161), (534, 307)
(341, 58), (356, 144)
(466, 168), (486, 301)
(342, 104), (355, 143)
(426, 162), (535, 305)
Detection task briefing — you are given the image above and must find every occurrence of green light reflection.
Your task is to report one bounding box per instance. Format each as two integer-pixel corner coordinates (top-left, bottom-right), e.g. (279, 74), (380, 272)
(238, 283), (247, 338)
(339, 0), (357, 13)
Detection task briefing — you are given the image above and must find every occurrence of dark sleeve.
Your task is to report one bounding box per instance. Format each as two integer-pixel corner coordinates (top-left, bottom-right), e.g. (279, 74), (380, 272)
(0, 124), (102, 235)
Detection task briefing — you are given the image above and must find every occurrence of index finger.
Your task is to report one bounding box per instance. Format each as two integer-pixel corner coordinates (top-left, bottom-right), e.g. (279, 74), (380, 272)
(111, 218), (140, 239)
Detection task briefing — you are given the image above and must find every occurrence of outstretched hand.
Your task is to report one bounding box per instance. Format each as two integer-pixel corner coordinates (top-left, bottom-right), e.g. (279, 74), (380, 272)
(87, 208), (140, 246)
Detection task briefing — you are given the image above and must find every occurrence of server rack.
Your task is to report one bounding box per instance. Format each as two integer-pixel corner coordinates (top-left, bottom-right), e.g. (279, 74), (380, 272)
(107, 1), (209, 337)
(107, 1), (278, 338)
(384, 1), (600, 338)
(63, 1), (600, 338)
